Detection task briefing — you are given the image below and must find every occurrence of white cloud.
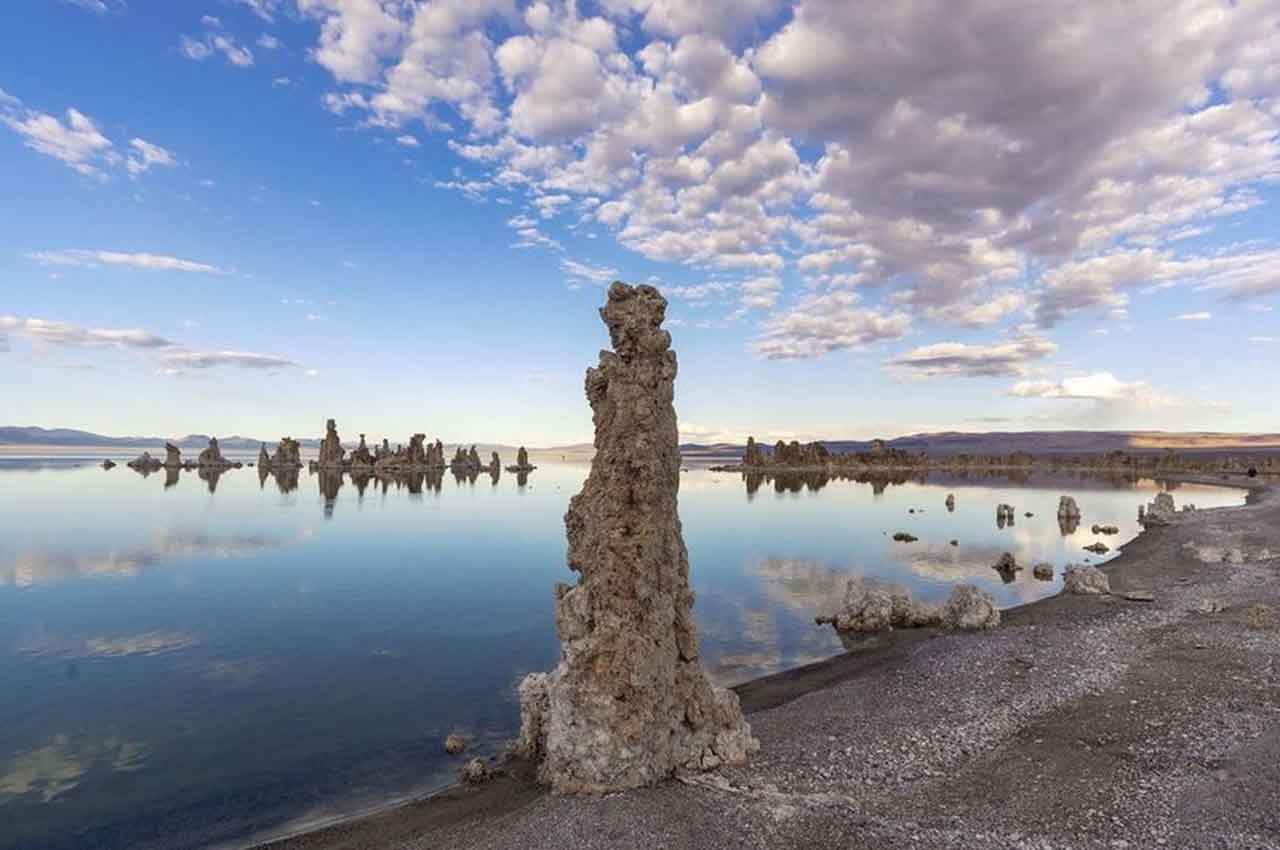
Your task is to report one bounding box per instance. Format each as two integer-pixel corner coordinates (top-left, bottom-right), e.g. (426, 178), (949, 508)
(560, 257), (618, 286)
(257, 34), (283, 50)
(293, 0), (1280, 354)
(28, 250), (227, 274)
(1173, 311), (1212, 321)
(0, 316), (175, 349)
(1008, 372), (1180, 409)
(752, 291), (911, 359)
(125, 138), (178, 177)
(180, 20), (255, 68)
(0, 102), (115, 179)
(395, 133), (420, 147)
(157, 351), (298, 371)
(886, 336), (1058, 379)
(231, 0), (283, 22)
(1249, 336), (1277, 343)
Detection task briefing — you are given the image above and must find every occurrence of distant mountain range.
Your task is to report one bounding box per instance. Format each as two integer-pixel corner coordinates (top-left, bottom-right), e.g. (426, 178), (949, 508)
(4, 426), (1280, 457)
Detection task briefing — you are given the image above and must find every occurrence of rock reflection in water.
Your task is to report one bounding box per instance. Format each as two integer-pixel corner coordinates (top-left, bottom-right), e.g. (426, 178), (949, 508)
(163, 467), (180, 490)
(317, 469), (343, 519)
(197, 467), (225, 494)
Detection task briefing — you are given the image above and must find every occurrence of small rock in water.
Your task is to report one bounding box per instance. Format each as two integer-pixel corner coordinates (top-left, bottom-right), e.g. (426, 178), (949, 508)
(892, 532), (919, 543)
(444, 734), (467, 755)
(945, 493), (955, 511)
(1083, 542), (1110, 554)
(949, 539), (959, 547)
(1032, 562), (1054, 581)
(460, 758), (490, 785)
(101, 459), (116, 469)
(1091, 524), (1120, 535)
(992, 552), (1021, 583)
(1063, 565), (1110, 595)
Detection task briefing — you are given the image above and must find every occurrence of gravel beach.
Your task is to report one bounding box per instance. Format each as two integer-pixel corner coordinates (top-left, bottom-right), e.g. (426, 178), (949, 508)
(263, 475), (1279, 850)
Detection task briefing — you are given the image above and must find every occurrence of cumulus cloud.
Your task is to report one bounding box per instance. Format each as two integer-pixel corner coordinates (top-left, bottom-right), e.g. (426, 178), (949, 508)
(27, 250), (226, 274)
(294, 0), (1280, 360)
(1008, 372), (1180, 409)
(231, 0), (283, 22)
(886, 336), (1058, 379)
(752, 291), (910, 359)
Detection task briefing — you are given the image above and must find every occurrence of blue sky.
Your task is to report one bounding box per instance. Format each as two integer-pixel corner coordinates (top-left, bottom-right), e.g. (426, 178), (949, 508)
(1, 0), (1278, 446)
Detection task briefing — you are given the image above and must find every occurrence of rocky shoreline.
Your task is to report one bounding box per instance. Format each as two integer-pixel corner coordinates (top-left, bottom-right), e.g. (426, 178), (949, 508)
(257, 473), (1278, 850)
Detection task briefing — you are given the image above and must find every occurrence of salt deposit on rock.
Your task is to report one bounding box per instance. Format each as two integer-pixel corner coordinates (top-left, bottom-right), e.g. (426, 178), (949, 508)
(942, 584), (1000, 631)
(1063, 564), (1110, 595)
(516, 283), (756, 793)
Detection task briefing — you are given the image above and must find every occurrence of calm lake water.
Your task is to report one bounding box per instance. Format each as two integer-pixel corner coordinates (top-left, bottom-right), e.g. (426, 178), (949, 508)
(0, 457), (1245, 850)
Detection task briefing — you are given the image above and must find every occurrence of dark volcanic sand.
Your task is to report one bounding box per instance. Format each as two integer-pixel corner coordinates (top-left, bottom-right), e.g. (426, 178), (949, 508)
(258, 475), (1279, 850)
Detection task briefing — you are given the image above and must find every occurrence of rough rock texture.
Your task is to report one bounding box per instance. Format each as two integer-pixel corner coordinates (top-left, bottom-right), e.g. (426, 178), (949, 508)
(460, 758), (490, 785)
(945, 493), (955, 512)
(942, 584), (1001, 631)
(164, 442), (182, 468)
(1084, 542), (1111, 554)
(350, 434), (375, 469)
(126, 451), (161, 470)
(995, 504), (1015, 528)
(743, 437), (765, 468)
(271, 437), (302, 468)
(489, 451), (501, 474)
(816, 578), (941, 634)
(258, 444), (270, 468)
(516, 282), (757, 793)
(1063, 564), (1111, 595)
(318, 419), (345, 468)
(444, 734), (467, 755)
(1057, 495), (1082, 520)
(197, 437), (230, 467)
(1092, 523), (1120, 535)
(992, 552), (1021, 584)
(1032, 562), (1055, 581)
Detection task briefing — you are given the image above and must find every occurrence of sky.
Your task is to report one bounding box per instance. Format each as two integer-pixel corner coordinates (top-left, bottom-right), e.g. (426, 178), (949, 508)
(1, 0), (1278, 447)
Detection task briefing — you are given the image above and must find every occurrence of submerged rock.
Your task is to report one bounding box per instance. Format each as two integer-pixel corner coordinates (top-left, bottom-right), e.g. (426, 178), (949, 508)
(892, 531), (918, 543)
(516, 282), (756, 793)
(942, 584), (1000, 631)
(1091, 523), (1120, 535)
(1063, 564), (1110, 595)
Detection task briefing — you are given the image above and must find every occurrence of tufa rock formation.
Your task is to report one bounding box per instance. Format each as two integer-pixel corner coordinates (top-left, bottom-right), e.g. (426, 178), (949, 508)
(271, 437), (302, 468)
(197, 437), (231, 468)
(506, 446), (536, 472)
(996, 503), (1016, 528)
(350, 434), (375, 469)
(127, 451), (162, 471)
(1057, 496), (1082, 521)
(516, 282), (757, 793)
(743, 436), (765, 467)
(945, 493), (955, 511)
(164, 442), (182, 468)
(1063, 564), (1110, 595)
(942, 585), (1000, 631)
(992, 552), (1021, 583)
(1032, 562), (1055, 581)
(258, 444), (270, 468)
(101, 459), (116, 469)
(318, 419), (345, 468)
(817, 579), (999, 634)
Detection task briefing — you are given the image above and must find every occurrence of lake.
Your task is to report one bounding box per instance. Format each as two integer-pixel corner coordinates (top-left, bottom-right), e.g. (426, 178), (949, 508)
(0, 457), (1244, 850)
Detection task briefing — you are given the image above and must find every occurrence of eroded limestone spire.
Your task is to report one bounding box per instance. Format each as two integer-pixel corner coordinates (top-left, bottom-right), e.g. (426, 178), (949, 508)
(517, 282), (757, 793)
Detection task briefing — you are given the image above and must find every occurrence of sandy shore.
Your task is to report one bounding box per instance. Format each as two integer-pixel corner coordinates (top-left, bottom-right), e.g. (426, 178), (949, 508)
(260, 474), (1279, 850)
